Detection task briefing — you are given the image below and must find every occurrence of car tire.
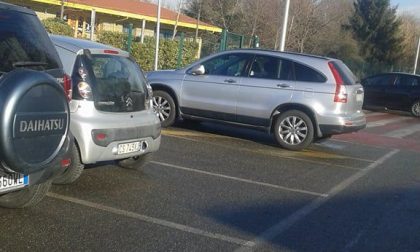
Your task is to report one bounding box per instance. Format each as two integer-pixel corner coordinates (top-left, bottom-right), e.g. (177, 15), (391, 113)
(0, 181), (51, 208)
(118, 153), (152, 170)
(273, 110), (314, 151)
(153, 90), (176, 127)
(411, 100), (420, 117)
(53, 142), (84, 185)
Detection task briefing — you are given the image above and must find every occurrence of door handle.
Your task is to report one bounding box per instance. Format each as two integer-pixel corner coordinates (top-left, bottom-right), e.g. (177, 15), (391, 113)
(224, 79), (236, 84)
(277, 83), (290, 88)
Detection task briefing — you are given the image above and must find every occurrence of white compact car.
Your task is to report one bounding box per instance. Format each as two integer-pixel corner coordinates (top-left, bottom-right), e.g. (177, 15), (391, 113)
(51, 35), (161, 184)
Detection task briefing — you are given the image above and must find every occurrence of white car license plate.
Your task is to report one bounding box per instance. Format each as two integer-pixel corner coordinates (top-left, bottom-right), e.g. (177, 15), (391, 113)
(0, 173), (28, 193)
(118, 142), (141, 155)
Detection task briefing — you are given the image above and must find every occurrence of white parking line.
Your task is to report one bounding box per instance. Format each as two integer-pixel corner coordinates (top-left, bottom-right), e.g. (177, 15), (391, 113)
(234, 149), (399, 252)
(384, 124), (420, 138)
(366, 117), (411, 128)
(47, 192), (252, 247)
(150, 161), (328, 198)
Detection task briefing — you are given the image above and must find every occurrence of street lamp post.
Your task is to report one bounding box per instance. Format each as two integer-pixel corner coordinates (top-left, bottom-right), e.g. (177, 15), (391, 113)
(414, 37), (420, 75)
(154, 0), (162, 71)
(280, 0), (290, 52)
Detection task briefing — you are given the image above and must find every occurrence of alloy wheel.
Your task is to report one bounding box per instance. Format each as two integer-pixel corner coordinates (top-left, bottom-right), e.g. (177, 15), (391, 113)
(278, 116), (308, 145)
(412, 101), (420, 117)
(153, 96), (171, 122)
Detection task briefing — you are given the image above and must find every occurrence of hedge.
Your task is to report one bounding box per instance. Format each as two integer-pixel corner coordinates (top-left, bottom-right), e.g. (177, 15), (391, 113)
(97, 31), (199, 72)
(42, 18), (73, 37)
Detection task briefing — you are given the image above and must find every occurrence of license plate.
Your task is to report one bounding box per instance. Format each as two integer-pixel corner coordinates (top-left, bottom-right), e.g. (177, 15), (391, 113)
(0, 173), (28, 193)
(118, 141), (141, 155)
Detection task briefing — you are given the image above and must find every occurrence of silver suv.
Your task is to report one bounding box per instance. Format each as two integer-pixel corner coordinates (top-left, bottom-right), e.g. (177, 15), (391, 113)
(51, 35), (161, 184)
(147, 49), (366, 150)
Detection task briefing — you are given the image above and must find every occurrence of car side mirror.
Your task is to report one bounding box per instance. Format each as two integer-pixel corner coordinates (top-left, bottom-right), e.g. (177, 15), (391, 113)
(191, 65), (205, 76)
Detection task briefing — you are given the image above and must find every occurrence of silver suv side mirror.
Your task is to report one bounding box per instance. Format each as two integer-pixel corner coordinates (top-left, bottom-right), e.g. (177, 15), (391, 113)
(191, 65), (205, 76)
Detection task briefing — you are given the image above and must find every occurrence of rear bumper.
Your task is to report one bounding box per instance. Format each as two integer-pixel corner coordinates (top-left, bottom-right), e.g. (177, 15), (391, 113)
(318, 112), (366, 136)
(0, 132), (73, 195)
(319, 124), (366, 136)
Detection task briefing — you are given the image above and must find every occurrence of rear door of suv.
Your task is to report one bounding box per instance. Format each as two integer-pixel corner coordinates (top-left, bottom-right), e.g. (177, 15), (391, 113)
(237, 54), (294, 126)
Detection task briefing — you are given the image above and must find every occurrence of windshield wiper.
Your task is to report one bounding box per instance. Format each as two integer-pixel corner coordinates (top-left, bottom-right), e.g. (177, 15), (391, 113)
(12, 61), (47, 68)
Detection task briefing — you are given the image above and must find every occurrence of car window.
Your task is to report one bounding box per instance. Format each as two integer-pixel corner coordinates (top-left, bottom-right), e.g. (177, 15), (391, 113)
(294, 62), (326, 82)
(395, 75), (419, 88)
(201, 53), (251, 77)
(0, 9), (61, 72)
(364, 75), (395, 87)
(249, 55), (293, 80)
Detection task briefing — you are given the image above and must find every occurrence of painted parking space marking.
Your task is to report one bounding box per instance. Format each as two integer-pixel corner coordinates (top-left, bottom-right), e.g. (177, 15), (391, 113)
(150, 161), (328, 197)
(234, 149), (399, 252)
(162, 132), (373, 170)
(47, 192), (252, 247)
(384, 124), (420, 138)
(366, 117), (411, 128)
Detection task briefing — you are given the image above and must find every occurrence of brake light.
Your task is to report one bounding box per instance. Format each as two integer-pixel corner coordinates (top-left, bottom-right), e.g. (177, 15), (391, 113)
(78, 81), (92, 99)
(328, 62), (347, 103)
(95, 133), (107, 141)
(63, 74), (72, 101)
(104, 50), (119, 55)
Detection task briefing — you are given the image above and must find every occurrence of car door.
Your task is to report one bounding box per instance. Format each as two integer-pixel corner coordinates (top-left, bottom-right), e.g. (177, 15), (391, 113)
(181, 53), (252, 122)
(237, 55), (294, 126)
(385, 74), (419, 110)
(362, 74), (396, 107)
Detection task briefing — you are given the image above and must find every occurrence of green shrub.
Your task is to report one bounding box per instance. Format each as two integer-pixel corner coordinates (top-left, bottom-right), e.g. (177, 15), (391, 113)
(97, 31), (199, 72)
(41, 18), (73, 37)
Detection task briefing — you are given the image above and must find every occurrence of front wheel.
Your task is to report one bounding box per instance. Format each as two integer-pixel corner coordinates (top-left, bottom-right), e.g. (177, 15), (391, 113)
(273, 110), (314, 151)
(152, 90), (176, 127)
(0, 181), (51, 208)
(118, 153), (152, 171)
(411, 100), (420, 117)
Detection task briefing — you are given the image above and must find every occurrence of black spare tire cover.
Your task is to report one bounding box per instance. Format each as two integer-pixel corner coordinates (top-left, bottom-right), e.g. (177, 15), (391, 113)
(0, 69), (69, 174)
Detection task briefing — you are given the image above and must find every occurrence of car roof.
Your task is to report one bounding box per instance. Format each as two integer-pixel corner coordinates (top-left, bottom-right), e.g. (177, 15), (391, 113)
(223, 48), (333, 61)
(50, 35), (129, 57)
(0, 2), (35, 15)
(365, 72), (420, 78)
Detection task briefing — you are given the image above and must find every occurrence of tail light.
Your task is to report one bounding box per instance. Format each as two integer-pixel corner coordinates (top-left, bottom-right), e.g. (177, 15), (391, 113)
(328, 62), (347, 103)
(78, 81), (92, 99)
(63, 74), (72, 101)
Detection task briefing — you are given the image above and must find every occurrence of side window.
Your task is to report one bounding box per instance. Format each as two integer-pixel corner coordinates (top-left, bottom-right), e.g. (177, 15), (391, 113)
(366, 75), (395, 87)
(249, 55), (293, 80)
(395, 75), (419, 88)
(201, 53), (251, 77)
(294, 62), (326, 83)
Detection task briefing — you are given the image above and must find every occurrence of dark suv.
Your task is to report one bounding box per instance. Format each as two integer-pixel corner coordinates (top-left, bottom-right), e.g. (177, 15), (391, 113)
(0, 2), (71, 208)
(362, 72), (420, 117)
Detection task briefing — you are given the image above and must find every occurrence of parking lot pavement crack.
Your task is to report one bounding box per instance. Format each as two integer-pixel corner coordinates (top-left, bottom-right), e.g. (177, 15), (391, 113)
(150, 161), (328, 198)
(233, 149), (400, 252)
(47, 192), (253, 247)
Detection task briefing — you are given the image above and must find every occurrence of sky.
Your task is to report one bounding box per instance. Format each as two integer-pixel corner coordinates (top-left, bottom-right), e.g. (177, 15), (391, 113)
(391, 0), (420, 17)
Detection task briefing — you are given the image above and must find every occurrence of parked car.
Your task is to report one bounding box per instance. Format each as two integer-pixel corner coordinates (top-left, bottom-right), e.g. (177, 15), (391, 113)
(361, 72), (420, 117)
(147, 49), (366, 150)
(50, 35), (161, 184)
(0, 2), (72, 208)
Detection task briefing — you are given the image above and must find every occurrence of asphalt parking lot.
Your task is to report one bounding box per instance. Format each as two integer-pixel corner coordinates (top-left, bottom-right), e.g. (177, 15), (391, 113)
(1, 111), (420, 252)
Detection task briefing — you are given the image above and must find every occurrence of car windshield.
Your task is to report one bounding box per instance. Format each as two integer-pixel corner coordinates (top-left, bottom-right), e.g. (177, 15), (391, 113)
(0, 9), (60, 72)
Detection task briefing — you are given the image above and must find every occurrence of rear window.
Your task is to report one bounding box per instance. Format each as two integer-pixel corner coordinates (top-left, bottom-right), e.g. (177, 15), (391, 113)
(294, 62), (326, 83)
(75, 54), (147, 112)
(331, 61), (358, 85)
(0, 9), (61, 73)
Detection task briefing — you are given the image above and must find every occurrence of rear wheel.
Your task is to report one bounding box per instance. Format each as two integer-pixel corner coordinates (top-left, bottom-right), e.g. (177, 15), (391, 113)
(273, 110), (314, 151)
(153, 90), (176, 127)
(0, 181), (51, 208)
(411, 100), (420, 117)
(53, 142), (84, 185)
(118, 153), (152, 171)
